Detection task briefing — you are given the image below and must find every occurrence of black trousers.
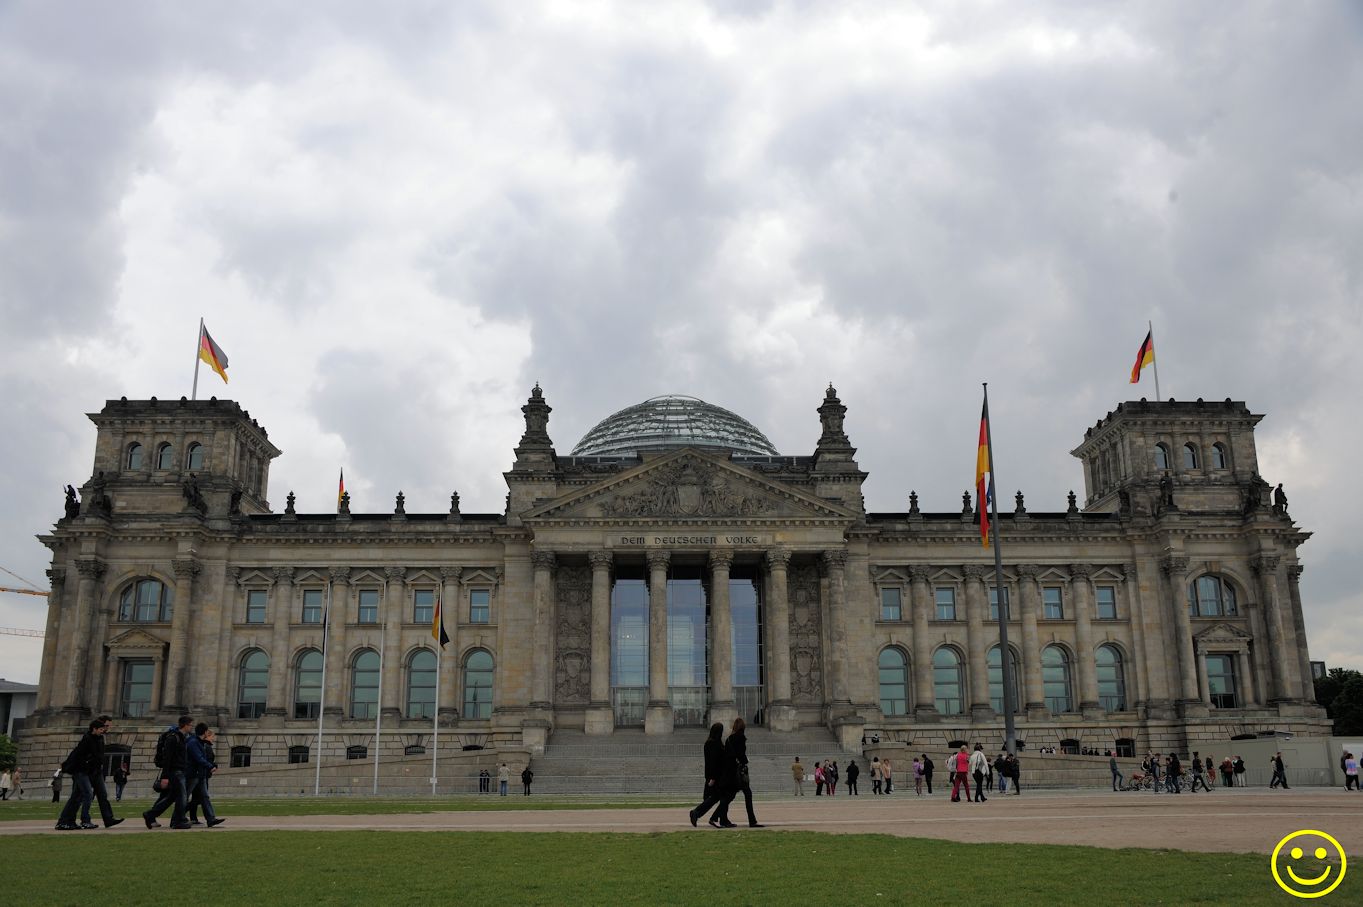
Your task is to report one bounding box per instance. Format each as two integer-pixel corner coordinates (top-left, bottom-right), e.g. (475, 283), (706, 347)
(691, 780), (724, 822)
(717, 781), (758, 826)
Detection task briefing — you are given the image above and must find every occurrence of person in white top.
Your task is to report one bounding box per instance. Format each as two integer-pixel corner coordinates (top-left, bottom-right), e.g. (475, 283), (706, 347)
(968, 744), (989, 803)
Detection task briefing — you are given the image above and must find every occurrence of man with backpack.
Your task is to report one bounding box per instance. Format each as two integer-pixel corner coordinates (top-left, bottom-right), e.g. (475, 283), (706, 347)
(144, 715), (193, 829)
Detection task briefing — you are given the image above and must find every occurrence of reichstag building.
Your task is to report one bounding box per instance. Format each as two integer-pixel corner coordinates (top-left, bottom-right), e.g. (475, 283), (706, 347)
(19, 386), (1330, 772)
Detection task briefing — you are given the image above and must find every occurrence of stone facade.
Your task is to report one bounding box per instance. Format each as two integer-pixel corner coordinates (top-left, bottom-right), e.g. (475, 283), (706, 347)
(17, 389), (1330, 774)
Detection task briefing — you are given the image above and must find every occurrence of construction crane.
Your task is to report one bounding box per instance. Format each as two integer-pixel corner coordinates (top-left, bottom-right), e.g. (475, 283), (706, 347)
(0, 626), (44, 638)
(1, 565), (50, 637)
(1, 586), (47, 598)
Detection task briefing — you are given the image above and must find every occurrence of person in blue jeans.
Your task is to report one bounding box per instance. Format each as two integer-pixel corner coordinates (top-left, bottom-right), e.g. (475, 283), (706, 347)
(498, 763), (509, 796)
(144, 716), (193, 829)
(1110, 754), (1123, 791)
(185, 724), (225, 827)
(57, 717), (123, 830)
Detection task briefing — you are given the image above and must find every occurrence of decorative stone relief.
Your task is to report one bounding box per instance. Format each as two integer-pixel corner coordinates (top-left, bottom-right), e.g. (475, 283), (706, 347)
(554, 565), (592, 705)
(598, 458), (777, 517)
(788, 562), (823, 705)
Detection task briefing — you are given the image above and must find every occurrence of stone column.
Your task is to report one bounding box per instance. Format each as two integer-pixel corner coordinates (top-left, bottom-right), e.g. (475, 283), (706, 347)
(1015, 564), (1045, 716)
(909, 567), (937, 719)
(765, 548), (796, 730)
(585, 552), (614, 735)
(163, 557), (199, 711)
(1235, 649), (1256, 706)
(822, 550), (852, 717)
(83, 578), (118, 710)
(645, 550), (673, 734)
(963, 565), (991, 718)
(1197, 648), (1212, 704)
(438, 567), (462, 721)
(1252, 555), (1294, 703)
(100, 652), (120, 714)
(1121, 563), (1148, 706)
(324, 568), (350, 718)
(1132, 556), (1174, 716)
(1069, 565), (1102, 717)
(381, 567), (406, 719)
(64, 557), (105, 711)
(265, 567), (294, 722)
(530, 550), (557, 710)
(36, 568), (66, 711)
(1287, 566), (1314, 701)
(708, 550), (737, 730)
(1160, 555), (1202, 713)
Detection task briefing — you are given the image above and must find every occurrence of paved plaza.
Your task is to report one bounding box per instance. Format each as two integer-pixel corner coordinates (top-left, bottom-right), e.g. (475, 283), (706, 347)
(4, 789), (1361, 855)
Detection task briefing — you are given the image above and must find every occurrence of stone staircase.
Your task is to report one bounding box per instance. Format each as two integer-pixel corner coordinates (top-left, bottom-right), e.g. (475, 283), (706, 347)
(527, 727), (845, 796)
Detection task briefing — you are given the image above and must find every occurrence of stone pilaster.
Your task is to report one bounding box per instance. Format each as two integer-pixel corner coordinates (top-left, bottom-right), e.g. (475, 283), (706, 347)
(163, 557), (200, 711)
(765, 548), (797, 730)
(1252, 554), (1295, 703)
(1161, 555), (1204, 716)
(439, 567), (462, 721)
(324, 568), (350, 718)
(822, 550), (853, 717)
(1069, 565), (1103, 717)
(264, 567), (294, 722)
(530, 550), (557, 711)
(1287, 566), (1314, 701)
(963, 565), (992, 718)
(645, 550), (673, 734)
(1015, 564), (1046, 716)
(585, 552), (614, 735)
(36, 568), (66, 711)
(381, 566), (406, 719)
(64, 557), (105, 711)
(707, 550), (737, 730)
(908, 567), (937, 720)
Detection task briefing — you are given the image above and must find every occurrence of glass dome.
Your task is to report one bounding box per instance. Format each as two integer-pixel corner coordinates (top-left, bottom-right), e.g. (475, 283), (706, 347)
(571, 395), (779, 458)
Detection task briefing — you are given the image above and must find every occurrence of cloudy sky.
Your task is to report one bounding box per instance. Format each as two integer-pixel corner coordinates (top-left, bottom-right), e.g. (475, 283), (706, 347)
(1, 1), (1360, 685)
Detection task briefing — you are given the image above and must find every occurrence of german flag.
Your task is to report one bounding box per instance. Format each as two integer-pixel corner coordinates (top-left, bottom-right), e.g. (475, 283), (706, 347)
(975, 398), (993, 547)
(432, 590), (449, 649)
(198, 324), (229, 384)
(1130, 329), (1155, 384)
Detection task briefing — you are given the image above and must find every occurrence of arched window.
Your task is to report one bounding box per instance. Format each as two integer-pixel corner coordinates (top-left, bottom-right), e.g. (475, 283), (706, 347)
(118, 579), (173, 622)
(407, 649), (437, 719)
(126, 443), (144, 470)
(1153, 443), (1170, 471)
(1182, 442), (1199, 470)
(878, 648), (908, 716)
(1188, 575), (1237, 617)
(1042, 645), (1073, 713)
(1096, 644), (1126, 712)
(237, 649), (269, 718)
(185, 442), (204, 471)
(462, 650), (494, 719)
(155, 443), (174, 470)
(350, 649), (380, 719)
(1211, 443), (1229, 469)
(932, 648), (964, 716)
(987, 645), (1021, 714)
(294, 649), (323, 719)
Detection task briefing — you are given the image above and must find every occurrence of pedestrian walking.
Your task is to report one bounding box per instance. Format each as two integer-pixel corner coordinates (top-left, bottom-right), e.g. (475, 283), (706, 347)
(1189, 752), (1212, 793)
(714, 717), (762, 828)
(50, 769), (62, 803)
(521, 766), (534, 795)
(922, 754), (934, 794)
(1220, 756), (1234, 788)
(882, 756), (893, 794)
(827, 761), (838, 796)
(1234, 756), (1246, 786)
(1344, 752), (1359, 791)
(1269, 753), (1289, 789)
(143, 715), (193, 829)
(845, 759), (859, 795)
(1006, 752), (1020, 794)
(969, 744), (988, 802)
(185, 725), (225, 827)
(8, 766), (22, 800)
(814, 761), (825, 796)
(870, 757), (882, 795)
(1110, 754), (1123, 791)
(113, 762), (129, 801)
(950, 746), (973, 802)
(791, 755), (805, 796)
(57, 716), (123, 830)
(913, 757), (924, 796)
(689, 722), (732, 827)
(994, 753), (1008, 794)
(0, 769), (10, 800)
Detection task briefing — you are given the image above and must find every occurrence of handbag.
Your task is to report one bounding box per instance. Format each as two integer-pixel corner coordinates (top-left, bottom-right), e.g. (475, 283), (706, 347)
(738, 765), (750, 787)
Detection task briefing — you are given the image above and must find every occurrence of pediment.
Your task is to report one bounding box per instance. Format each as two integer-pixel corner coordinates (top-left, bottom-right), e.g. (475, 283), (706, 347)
(108, 627), (168, 653)
(525, 450), (856, 522)
(1194, 622), (1252, 644)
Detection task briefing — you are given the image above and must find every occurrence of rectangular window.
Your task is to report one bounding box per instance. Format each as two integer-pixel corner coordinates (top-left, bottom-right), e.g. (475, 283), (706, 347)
(469, 589), (490, 624)
(245, 589), (267, 624)
(287, 745), (309, 764)
(989, 587), (1011, 620)
(1096, 585), (1117, 620)
(934, 587), (956, 620)
(120, 660), (154, 718)
(880, 587), (902, 622)
(301, 589), (323, 624)
(358, 589), (379, 624)
(413, 588), (434, 625)
(230, 747), (252, 769)
(1207, 654), (1238, 709)
(1042, 587), (1064, 620)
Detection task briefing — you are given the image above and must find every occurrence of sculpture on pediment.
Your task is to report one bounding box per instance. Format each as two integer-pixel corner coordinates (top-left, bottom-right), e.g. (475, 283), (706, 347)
(181, 473), (206, 514)
(598, 458), (777, 517)
(64, 484), (80, 520)
(1273, 483), (1288, 515)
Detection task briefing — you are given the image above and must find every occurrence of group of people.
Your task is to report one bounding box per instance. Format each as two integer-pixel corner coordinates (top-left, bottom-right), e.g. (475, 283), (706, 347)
(139, 715), (226, 829)
(946, 744), (1020, 802)
(0, 767), (23, 800)
(1115, 751), (1254, 792)
(484, 762), (533, 795)
(688, 718), (763, 828)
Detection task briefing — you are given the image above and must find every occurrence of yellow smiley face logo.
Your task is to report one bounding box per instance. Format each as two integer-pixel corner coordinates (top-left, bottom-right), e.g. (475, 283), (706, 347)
(1271, 830), (1347, 899)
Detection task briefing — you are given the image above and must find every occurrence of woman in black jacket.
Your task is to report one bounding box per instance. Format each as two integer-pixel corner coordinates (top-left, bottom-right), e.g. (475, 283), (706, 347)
(715, 717), (763, 828)
(688, 722), (731, 827)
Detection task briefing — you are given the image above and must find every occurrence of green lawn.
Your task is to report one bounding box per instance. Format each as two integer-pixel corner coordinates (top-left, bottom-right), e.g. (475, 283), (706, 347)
(4, 830), (1332, 906)
(0, 796), (686, 821)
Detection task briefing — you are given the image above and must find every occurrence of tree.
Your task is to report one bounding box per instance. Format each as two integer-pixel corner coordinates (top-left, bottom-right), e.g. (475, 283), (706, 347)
(0, 734), (15, 771)
(1315, 667), (1363, 736)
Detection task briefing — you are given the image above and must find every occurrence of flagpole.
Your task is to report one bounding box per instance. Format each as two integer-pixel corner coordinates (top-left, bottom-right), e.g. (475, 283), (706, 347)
(983, 383), (1018, 756)
(431, 610), (441, 797)
(191, 318), (204, 401)
(1149, 320), (1162, 400)
(314, 580), (331, 796)
(374, 581), (385, 796)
